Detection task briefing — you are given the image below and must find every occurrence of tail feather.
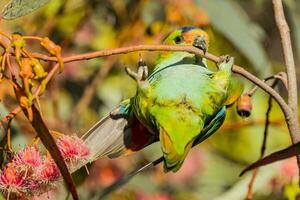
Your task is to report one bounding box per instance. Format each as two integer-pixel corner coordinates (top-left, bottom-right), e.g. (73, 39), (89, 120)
(159, 128), (193, 172)
(82, 112), (129, 161)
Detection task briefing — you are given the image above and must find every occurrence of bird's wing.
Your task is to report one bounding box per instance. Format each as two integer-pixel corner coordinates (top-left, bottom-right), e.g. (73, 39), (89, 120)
(193, 106), (226, 146)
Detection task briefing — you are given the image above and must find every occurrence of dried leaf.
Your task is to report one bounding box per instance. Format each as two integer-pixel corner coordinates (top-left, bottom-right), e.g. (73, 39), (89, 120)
(1, 0), (49, 20)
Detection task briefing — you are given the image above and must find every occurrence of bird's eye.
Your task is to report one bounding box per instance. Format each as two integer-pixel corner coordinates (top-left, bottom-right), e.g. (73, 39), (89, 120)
(174, 36), (183, 44)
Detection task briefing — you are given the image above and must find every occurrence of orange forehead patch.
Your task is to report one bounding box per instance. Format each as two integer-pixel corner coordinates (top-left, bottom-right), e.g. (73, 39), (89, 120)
(182, 29), (209, 45)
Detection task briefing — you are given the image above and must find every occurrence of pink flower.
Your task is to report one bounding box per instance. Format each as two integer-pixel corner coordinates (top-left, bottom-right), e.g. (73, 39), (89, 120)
(57, 135), (90, 162)
(0, 163), (26, 195)
(3, 146), (43, 194)
(38, 156), (60, 182)
(13, 146), (42, 168)
(0, 135), (90, 197)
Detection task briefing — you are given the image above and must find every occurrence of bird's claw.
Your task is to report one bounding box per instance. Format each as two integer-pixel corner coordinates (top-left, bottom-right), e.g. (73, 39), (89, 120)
(125, 57), (148, 83)
(217, 55), (230, 65)
(217, 55), (234, 69)
(193, 35), (207, 54)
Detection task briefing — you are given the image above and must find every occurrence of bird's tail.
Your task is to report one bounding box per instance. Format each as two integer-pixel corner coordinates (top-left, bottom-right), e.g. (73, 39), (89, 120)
(82, 100), (134, 163)
(82, 111), (130, 161)
(78, 98), (156, 169)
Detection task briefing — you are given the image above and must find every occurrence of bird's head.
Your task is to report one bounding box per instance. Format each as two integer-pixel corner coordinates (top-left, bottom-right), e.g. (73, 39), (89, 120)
(163, 26), (209, 53)
(155, 27), (210, 66)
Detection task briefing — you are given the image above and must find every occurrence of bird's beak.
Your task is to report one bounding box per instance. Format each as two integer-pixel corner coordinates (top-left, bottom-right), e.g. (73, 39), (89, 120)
(193, 36), (207, 54)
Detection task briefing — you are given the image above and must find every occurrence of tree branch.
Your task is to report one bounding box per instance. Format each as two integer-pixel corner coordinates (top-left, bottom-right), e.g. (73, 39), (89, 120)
(272, 0), (298, 115)
(1, 45), (293, 143)
(272, 0), (300, 180)
(29, 45), (291, 117)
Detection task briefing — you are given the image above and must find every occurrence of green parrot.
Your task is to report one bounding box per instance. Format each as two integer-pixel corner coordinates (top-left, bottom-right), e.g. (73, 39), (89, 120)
(82, 26), (243, 172)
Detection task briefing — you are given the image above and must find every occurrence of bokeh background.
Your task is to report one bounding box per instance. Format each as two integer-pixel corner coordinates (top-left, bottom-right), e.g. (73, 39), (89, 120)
(1, 0), (300, 199)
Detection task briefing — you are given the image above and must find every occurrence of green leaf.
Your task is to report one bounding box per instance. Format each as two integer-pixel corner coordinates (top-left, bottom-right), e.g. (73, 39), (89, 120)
(195, 0), (272, 77)
(1, 0), (49, 20)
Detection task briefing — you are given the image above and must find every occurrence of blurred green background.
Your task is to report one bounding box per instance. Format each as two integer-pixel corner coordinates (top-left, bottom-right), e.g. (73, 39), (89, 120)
(0, 0), (300, 199)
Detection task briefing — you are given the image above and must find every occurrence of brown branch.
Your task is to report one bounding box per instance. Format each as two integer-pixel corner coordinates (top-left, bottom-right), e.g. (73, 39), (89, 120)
(30, 45), (291, 118)
(272, 0), (300, 181)
(246, 72), (287, 97)
(272, 0), (298, 115)
(1, 44), (293, 140)
(246, 72), (288, 97)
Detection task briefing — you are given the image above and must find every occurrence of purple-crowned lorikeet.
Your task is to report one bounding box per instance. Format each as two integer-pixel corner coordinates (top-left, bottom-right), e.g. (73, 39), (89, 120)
(82, 26), (243, 172)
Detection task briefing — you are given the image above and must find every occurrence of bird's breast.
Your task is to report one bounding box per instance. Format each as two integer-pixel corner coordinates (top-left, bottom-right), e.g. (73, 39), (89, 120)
(134, 64), (228, 132)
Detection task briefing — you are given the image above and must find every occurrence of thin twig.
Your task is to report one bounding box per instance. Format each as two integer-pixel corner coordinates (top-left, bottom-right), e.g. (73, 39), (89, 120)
(272, 0), (300, 181)
(246, 169), (258, 200)
(6, 44), (290, 116)
(246, 72), (287, 97)
(261, 89), (275, 157)
(246, 80), (276, 199)
(1, 45), (292, 130)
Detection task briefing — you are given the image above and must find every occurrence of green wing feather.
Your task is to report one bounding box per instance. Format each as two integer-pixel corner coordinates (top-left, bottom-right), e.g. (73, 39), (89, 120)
(193, 106), (226, 146)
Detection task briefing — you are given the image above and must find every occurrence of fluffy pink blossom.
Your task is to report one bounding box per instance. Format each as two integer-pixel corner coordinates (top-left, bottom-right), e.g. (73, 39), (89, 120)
(38, 156), (60, 182)
(57, 135), (90, 165)
(0, 163), (26, 195)
(0, 135), (90, 198)
(13, 146), (42, 168)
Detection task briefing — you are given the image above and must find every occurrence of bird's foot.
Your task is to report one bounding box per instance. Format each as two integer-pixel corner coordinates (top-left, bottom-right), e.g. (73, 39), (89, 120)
(193, 35), (207, 54)
(125, 56), (148, 83)
(217, 55), (234, 70)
